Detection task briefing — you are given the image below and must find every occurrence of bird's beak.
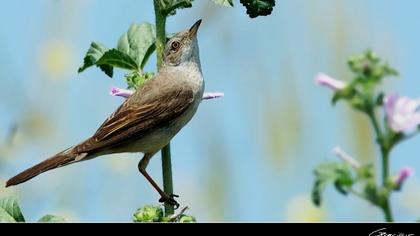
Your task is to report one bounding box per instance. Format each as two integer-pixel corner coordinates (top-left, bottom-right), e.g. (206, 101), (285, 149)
(189, 19), (202, 38)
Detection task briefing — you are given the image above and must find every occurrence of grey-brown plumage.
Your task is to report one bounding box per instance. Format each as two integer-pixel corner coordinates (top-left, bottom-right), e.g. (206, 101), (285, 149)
(6, 20), (205, 206)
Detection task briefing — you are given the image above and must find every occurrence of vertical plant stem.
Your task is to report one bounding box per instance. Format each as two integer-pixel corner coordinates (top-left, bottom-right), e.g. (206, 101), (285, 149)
(381, 147), (393, 222)
(154, 0), (174, 216)
(161, 144), (174, 214)
(367, 109), (393, 222)
(381, 147), (390, 186)
(154, 1), (166, 69)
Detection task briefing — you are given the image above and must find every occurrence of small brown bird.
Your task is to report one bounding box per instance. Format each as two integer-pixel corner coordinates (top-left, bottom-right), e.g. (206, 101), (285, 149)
(6, 20), (205, 208)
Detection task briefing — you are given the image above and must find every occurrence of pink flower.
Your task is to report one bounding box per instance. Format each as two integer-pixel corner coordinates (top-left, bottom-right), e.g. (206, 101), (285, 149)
(314, 73), (347, 91)
(109, 87), (224, 101)
(332, 146), (360, 169)
(384, 93), (420, 133)
(109, 86), (134, 98)
(202, 92), (224, 100)
(394, 167), (414, 189)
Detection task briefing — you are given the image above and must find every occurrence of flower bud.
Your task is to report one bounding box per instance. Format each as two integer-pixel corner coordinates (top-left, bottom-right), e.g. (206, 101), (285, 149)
(393, 167), (414, 191)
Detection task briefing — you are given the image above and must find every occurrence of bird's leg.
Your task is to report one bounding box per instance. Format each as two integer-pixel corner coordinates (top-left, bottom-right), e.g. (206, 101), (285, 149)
(138, 153), (179, 209)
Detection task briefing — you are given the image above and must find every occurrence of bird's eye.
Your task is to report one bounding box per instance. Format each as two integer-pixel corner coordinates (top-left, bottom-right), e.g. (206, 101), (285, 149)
(171, 41), (180, 51)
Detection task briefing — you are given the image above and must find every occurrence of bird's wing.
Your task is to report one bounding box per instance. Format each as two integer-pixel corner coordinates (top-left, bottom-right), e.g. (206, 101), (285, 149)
(74, 79), (194, 154)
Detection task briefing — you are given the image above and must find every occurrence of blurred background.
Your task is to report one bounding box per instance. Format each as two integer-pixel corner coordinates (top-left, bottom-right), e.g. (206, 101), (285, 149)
(1, 0), (420, 222)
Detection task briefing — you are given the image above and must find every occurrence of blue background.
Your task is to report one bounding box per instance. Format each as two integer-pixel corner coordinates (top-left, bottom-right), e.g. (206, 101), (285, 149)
(1, 0), (420, 222)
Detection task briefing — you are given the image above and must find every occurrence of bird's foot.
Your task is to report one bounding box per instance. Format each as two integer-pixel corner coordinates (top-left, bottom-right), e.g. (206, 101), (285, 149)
(159, 194), (180, 209)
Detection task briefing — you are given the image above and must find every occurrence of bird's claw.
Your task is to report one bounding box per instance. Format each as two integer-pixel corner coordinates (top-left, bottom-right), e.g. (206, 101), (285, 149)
(159, 194), (180, 209)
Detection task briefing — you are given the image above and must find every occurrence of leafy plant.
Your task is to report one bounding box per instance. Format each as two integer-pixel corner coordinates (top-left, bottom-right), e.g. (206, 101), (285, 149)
(79, 22), (157, 89)
(0, 196), (65, 223)
(313, 50), (419, 222)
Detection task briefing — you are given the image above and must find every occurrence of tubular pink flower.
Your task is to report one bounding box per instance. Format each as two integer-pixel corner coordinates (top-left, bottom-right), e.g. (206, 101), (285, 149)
(202, 92), (224, 100)
(110, 87), (224, 101)
(394, 167), (414, 188)
(332, 146), (360, 169)
(109, 86), (134, 98)
(384, 93), (420, 133)
(314, 73), (347, 91)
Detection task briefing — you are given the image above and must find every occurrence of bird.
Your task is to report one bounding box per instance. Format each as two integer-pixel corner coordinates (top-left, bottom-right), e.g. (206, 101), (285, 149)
(6, 19), (205, 208)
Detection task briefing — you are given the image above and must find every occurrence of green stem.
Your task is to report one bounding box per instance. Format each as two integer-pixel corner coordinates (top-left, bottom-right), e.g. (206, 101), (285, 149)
(154, 0), (174, 216)
(367, 109), (393, 222)
(367, 110), (383, 141)
(381, 147), (389, 186)
(154, 1), (166, 70)
(381, 148), (393, 222)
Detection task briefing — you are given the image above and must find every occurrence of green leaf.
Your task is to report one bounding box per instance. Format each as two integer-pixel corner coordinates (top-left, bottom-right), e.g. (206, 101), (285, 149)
(96, 49), (139, 71)
(117, 23), (156, 70)
(78, 42), (113, 77)
(240, 0), (275, 18)
(165, 0), (194, 15)
(311, 162), (354, 206)
(141, 44), (156, 70)
(0, 196), (25, 222)
(0, 207), (16, 223)
(37, 214), (66, 223)
(212, 0), (234, 7)
(312, 179), (326, 207)
(99, 65), (114, 78)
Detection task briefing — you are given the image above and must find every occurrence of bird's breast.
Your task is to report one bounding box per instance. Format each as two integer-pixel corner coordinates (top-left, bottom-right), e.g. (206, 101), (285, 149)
(127, 74), (204, 154)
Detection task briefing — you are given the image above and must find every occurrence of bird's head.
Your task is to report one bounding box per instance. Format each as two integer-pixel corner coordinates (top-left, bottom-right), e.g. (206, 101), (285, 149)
(164, 19), (202, 67)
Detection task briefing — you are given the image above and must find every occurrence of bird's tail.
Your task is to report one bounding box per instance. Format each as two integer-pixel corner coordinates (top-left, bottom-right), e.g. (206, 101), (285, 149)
(5, 149), (82, 187)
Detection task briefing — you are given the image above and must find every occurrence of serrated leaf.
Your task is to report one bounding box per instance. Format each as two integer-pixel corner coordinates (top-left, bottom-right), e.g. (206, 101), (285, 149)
(240, 0), (275, 18)
(165, 0), (194, 15)
(96, 49), (139, 71)
(212, 0), (234, 7)
(78, 42), (111, 74)
(37, 214), (66, 223)
(99, 64), (114, 78)
(117, 23), (156, 70)
(0, 196), (25, 222)
(0, 207), (16, 223)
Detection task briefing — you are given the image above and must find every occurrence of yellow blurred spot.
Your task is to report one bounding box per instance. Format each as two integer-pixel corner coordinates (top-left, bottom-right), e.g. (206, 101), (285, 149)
(38, 40), (74, 79)
(285, 194), (326, 222)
